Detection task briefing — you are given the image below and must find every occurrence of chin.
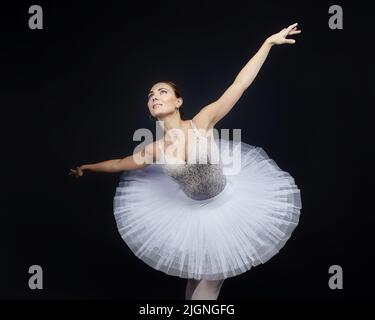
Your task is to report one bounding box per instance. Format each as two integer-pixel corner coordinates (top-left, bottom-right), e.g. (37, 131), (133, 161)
(153, 111), (167, 118)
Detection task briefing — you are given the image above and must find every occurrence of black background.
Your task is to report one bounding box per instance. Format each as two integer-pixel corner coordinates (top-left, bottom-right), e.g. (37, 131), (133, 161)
(1, 1), (373, 300)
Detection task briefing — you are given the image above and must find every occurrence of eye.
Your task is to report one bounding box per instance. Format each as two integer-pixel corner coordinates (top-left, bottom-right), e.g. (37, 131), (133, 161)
(148, 89), (167, 100)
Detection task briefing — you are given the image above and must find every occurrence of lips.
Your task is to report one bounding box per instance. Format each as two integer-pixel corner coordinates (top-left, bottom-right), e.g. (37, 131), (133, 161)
(153, 103), (162, 108)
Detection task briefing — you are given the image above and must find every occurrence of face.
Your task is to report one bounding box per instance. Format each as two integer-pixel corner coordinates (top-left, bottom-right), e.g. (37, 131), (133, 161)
(147, 82), (182, 119)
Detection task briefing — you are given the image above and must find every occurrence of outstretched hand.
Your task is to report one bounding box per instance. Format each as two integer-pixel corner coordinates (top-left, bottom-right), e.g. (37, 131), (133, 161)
(267, 23), (301, 45)
(68, 166), (84, 178)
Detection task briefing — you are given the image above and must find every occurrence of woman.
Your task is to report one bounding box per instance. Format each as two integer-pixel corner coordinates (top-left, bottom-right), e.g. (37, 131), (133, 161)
(69, 23), (302, 300)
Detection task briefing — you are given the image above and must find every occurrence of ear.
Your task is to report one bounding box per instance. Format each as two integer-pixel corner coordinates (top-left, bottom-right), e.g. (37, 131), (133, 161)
(177, 97), (183, 107)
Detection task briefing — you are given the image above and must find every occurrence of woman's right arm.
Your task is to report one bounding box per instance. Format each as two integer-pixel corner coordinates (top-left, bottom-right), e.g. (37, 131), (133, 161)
(69, 141), (158, 177)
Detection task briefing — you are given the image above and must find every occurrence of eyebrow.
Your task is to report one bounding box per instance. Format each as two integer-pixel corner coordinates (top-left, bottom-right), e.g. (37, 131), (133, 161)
(148, 87), (168, 97)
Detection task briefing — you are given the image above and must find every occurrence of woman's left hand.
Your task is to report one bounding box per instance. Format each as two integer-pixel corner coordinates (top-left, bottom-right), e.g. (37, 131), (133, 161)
(266, 23), (301, 45)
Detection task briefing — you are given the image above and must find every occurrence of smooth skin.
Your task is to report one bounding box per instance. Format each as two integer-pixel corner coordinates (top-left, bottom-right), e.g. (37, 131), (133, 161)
(69, 23), (301, 178)
(69, 23), (301, 300)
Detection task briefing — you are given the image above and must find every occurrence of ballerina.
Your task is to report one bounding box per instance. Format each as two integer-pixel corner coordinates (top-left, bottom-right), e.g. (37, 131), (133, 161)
(69, 23), (302, 300)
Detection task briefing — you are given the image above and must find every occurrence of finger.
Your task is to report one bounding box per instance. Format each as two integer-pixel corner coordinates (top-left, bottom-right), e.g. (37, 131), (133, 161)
(286, 39), (296, 44)
(287, 23), (298, 31)
(289, 30), (301, 35)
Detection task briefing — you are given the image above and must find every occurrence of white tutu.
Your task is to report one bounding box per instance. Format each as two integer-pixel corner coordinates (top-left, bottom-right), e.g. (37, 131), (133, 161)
(113, 139), (302, 280)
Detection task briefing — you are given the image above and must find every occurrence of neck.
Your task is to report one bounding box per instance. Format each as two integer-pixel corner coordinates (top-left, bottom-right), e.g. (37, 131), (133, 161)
(157, 114), (183, 134)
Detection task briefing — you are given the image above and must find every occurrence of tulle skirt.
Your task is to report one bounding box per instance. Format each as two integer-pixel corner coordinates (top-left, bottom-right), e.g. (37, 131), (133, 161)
(113, 139), (302, 280)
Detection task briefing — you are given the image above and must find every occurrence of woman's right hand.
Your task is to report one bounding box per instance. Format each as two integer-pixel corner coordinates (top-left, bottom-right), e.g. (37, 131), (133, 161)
(68, 166), (84, 178)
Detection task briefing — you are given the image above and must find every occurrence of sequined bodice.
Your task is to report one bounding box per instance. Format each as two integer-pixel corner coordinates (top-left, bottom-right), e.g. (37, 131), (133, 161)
(158, 120), (227, 200)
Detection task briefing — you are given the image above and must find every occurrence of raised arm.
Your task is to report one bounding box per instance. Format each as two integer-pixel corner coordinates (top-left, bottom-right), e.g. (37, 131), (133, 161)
(69, 141), (158, 178)
(194, 23), (301, 128)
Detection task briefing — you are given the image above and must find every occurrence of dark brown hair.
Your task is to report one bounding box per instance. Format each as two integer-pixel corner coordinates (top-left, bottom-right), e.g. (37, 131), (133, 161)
(150, 80), (184, 120)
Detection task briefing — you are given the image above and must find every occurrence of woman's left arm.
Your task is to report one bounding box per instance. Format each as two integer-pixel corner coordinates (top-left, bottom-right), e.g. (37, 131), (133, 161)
(195, 23), (301, 128)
